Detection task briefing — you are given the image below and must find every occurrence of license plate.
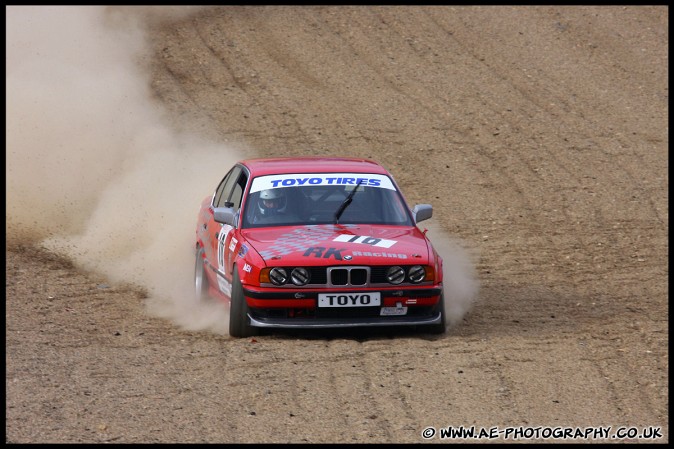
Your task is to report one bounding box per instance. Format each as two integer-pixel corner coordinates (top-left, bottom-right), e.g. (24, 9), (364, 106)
(380, 306), (408, 316)
(318, 292), (381, 307)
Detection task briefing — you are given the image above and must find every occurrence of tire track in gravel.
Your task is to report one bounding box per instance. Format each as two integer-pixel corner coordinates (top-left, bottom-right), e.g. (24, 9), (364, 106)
(324, 339), (396, 442)
(420, 6), (667, 230)
(442, 7), (667, 227)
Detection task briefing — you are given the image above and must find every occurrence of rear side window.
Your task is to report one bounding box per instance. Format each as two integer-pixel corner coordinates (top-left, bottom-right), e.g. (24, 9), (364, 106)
(229, 172), (247, 210)
(213, 166), (242, 208)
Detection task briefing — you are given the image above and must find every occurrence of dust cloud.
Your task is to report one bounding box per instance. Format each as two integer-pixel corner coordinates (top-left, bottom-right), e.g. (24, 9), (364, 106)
(6, 6), (241, 335)
(424, 222), (480, 328)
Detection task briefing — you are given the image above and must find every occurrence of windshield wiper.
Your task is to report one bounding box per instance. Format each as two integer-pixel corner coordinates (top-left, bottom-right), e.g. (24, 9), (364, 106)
(334, 179), (364, 224)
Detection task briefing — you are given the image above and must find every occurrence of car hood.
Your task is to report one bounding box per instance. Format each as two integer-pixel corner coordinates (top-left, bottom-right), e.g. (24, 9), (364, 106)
(241, 224), (430, 266)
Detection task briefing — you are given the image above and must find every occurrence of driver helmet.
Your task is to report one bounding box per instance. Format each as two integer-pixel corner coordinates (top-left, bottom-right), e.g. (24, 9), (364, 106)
(258, 189), (287, 216)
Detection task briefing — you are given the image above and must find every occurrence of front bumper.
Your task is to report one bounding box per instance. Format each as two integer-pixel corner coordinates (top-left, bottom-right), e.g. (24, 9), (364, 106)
(242, 285), (443, 329)
(248, 311), (443, 329)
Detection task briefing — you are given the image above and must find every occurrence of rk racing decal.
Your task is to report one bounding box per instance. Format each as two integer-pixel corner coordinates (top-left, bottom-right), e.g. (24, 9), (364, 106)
(250, 173), (396, 193)
(352, 250), (408, 259)
(257, 225), (357, 259)
(333, 234), (397, 248)
(303, 247), (345, 260)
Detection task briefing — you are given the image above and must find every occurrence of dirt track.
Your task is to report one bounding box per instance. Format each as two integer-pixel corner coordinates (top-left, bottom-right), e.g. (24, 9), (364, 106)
(6, 6), (668, 443)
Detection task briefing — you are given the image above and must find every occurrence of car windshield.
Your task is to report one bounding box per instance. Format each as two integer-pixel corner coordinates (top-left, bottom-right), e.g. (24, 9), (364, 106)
(242, 173), (413, 228)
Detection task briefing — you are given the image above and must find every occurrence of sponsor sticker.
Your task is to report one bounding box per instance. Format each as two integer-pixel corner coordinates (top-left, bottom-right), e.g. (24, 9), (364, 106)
(318, 292), (381, 307)
(380, 306), (408, 316)
(217, 276), (231, 296)
(250, 173), (396, 193)
(238, 244), (248, 257)
(217, 224), (234, 271)
(333, 234), (397, 248)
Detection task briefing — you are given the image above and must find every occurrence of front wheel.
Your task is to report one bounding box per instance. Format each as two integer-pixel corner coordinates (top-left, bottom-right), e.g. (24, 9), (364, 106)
(194, 246), (209, 301)
(229, 267), (259, 338)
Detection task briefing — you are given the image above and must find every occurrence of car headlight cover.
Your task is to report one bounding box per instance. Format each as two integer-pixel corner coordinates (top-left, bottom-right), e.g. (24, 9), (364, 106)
(386, 266), (405, 284)
(408, 265), (426, 283)
(269, 267), (288, 285)
(291, 267), (310, 286)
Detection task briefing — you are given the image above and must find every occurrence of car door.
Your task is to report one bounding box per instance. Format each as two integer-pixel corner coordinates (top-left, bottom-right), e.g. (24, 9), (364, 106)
(207, 166), (248, 298)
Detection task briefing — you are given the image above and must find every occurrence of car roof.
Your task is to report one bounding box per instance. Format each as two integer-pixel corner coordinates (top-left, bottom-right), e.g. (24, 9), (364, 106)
(239, 156), (390, 176)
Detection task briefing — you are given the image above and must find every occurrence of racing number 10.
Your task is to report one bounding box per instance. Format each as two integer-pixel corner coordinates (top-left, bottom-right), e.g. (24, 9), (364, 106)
(217, 225), (232, 272)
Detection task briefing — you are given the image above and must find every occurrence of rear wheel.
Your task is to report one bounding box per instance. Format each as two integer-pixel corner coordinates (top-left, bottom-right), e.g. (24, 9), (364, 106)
(194, 246), (209, 301)
(229, 267), (258, 338)
(426, 292), (447, 334)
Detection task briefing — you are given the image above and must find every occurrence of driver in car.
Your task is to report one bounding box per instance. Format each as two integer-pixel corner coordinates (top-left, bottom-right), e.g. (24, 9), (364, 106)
(253, 188), (287, 222)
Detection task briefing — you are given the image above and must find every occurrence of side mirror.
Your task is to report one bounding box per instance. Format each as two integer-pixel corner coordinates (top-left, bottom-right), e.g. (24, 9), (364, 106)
(412, 204), (433, 224)
(213, 207), (237, 226)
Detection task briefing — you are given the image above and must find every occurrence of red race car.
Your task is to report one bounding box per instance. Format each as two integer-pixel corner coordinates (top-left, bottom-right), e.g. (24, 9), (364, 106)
(194, 157), (445, 337)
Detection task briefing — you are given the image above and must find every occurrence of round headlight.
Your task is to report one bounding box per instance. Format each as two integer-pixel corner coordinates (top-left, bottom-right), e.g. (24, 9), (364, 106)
(269, 267), (288, 285)
(408, 265), (426, 283)
(386, 266), (405, 284)
(291, 267), (310, 286)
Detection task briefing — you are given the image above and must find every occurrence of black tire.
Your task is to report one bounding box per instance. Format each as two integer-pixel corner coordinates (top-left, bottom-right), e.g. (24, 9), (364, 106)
(194, 246), (209, 301)
(426, 292), (447, 334)
(229, 267), (258, 338)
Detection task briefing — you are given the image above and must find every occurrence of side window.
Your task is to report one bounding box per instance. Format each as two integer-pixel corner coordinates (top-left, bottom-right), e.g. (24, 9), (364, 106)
(213, 170), (233, 207)
(229, 173), (247, 210)
(214, 167), (242, 208)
